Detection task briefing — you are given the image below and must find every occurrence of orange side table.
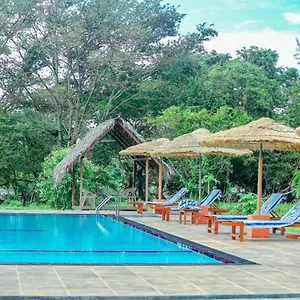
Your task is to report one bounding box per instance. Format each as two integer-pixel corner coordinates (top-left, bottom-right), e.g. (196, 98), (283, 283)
(247, 215), (270, 238)
(179, 209), (199, 225)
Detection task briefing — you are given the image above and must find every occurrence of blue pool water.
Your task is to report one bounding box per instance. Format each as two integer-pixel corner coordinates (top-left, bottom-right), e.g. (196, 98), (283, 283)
(0, 214), (224, 264)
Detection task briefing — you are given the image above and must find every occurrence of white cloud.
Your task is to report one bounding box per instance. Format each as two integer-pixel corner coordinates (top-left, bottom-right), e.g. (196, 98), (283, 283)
(235, 20), (257, 29)
(283, 12), (300, 24)
(205, 28), (299, 68)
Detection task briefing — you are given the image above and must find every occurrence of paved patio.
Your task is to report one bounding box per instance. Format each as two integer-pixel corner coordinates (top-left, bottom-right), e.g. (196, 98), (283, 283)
(0, 209), (300, 298)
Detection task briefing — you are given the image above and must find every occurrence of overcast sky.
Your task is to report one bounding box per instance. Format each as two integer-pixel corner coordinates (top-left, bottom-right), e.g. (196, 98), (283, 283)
(163, 0), (300, 68)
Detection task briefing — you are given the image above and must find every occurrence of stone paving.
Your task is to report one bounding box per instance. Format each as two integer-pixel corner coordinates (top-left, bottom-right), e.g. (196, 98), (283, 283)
(0, 210), (299, 298)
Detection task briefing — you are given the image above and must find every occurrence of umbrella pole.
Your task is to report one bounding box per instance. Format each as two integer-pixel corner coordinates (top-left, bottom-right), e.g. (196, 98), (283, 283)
(257, 144), (263, 216)
(158, 162), (163, 200)
(199, 154), (202, 203)
(145, 158), (149, 202)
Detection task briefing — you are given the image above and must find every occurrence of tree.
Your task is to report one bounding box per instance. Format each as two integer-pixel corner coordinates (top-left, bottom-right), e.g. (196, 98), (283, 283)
(0, 0), (185, 145)
(236, 46), (279, 78)
(0, 110), (56, 203)
(202, 60), (282, 117)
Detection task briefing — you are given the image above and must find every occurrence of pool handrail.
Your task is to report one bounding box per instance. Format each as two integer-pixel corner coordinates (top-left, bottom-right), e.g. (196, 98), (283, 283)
(96, 196), (120, 216)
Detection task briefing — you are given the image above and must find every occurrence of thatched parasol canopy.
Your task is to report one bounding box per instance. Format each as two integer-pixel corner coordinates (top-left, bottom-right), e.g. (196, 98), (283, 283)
(119, 138), (170, 156)
(151, 129), (252, 201)
(200, 118), (300, 151)
(151, 129), (252, 158)
(296, 127), (300, 137)
(199, 117), (300, 215)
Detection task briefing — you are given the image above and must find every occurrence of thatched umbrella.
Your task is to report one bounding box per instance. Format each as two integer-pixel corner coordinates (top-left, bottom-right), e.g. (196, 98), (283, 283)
(151, 129), (252, 201)
(120, 138), (170, 201)
(199, 118), (300, 215)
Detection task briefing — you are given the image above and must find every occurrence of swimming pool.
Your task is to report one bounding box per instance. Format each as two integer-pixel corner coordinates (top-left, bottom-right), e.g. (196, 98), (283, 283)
(0, 213), (252, 265)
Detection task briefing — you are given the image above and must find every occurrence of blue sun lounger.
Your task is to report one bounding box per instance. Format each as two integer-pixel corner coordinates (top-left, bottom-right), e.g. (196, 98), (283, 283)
(145, 187), (188, 206)
(218, 200), (300, 242)
(214, 193), (286, 221)
(205, 193), (285, 234)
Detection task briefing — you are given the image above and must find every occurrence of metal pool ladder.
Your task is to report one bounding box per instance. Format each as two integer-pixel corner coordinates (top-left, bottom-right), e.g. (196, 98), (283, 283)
(95, 196), (120, 217)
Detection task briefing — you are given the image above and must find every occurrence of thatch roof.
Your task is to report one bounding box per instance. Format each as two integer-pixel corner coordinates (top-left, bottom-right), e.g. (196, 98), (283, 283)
(119, 138), (170, 156)
(200, 118), (300, 151)
(296, 127), (300, 137)
(151, 129), (253, 158)
(53, 118), (168, 184)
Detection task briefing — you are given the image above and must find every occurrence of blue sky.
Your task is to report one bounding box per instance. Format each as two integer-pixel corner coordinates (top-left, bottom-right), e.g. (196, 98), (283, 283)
(163, 0), (300, 67)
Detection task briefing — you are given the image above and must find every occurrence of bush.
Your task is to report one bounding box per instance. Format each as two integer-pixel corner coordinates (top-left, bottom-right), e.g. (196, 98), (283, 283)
(229, 192), (257, 215)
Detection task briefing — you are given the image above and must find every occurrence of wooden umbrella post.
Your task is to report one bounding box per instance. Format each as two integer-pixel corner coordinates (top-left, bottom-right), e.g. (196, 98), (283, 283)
(257, 143), (263, 216)
(158, 162), (163, 200)
(248, 143), (269, 238)
(199, 154), (202, 203)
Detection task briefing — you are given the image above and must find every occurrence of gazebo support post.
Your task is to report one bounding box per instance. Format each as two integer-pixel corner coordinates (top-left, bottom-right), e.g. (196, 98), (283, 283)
(247, 143), (270, 238)
(158, 162), (163, 200)
(145, 158), (149, 202)
(132, 160), (137, 196)
(72, 166), (75, 208)
(79, 157), (84, 210)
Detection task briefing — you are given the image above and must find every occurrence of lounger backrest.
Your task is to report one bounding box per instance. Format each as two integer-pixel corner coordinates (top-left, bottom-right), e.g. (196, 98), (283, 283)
(281, 200), (300, 224)
(259, 193), (286, 215)
(200, 189), (222, 206)
(165, 187), (188, 205)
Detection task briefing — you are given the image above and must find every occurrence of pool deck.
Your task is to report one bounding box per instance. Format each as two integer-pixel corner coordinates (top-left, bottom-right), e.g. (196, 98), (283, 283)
(0, 209), (300, 298)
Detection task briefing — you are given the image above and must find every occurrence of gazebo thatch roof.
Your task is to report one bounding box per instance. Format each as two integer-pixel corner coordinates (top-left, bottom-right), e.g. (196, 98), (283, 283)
(53, 118), (168, 184)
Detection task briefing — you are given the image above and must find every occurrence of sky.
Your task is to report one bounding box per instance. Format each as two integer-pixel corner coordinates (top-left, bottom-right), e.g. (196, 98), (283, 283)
(162, 0), (300, 68)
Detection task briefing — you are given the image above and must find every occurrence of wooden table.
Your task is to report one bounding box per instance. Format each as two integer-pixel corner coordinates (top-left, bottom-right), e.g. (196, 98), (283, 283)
(179, 209), (199, 225)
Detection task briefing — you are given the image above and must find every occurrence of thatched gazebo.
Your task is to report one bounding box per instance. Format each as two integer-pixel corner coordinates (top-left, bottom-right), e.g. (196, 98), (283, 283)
(53, 117), (168, 209)
(120, 138), (170, 201)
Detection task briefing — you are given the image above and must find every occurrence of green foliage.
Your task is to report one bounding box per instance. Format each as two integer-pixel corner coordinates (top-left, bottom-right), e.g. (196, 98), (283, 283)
(0, 110), (56, 203)
(229, 193), (257, 215)
(292, 171), (300, 199)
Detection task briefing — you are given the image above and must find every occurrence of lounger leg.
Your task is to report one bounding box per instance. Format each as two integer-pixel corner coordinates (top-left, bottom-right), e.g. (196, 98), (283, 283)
(232, 225), (236, 240)
(207, 219), (212, 233)
(214, 221), (219, 235)
(137, 203), (143, 214)
(240, 224), (244, 242)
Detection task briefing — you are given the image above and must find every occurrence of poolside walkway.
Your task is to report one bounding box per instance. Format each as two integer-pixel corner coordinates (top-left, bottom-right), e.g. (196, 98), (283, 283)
(0, 210), (300, 298)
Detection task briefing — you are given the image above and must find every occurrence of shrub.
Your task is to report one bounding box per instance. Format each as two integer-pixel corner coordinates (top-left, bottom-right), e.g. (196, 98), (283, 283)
(229, 192), (257, 215)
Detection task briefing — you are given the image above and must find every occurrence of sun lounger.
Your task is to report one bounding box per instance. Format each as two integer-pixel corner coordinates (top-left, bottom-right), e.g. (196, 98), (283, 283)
(146, 187), (188, 206)
(202, 193), (286, 233)
(216, 200), (300, 242)
(160, 189), (223, 222)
